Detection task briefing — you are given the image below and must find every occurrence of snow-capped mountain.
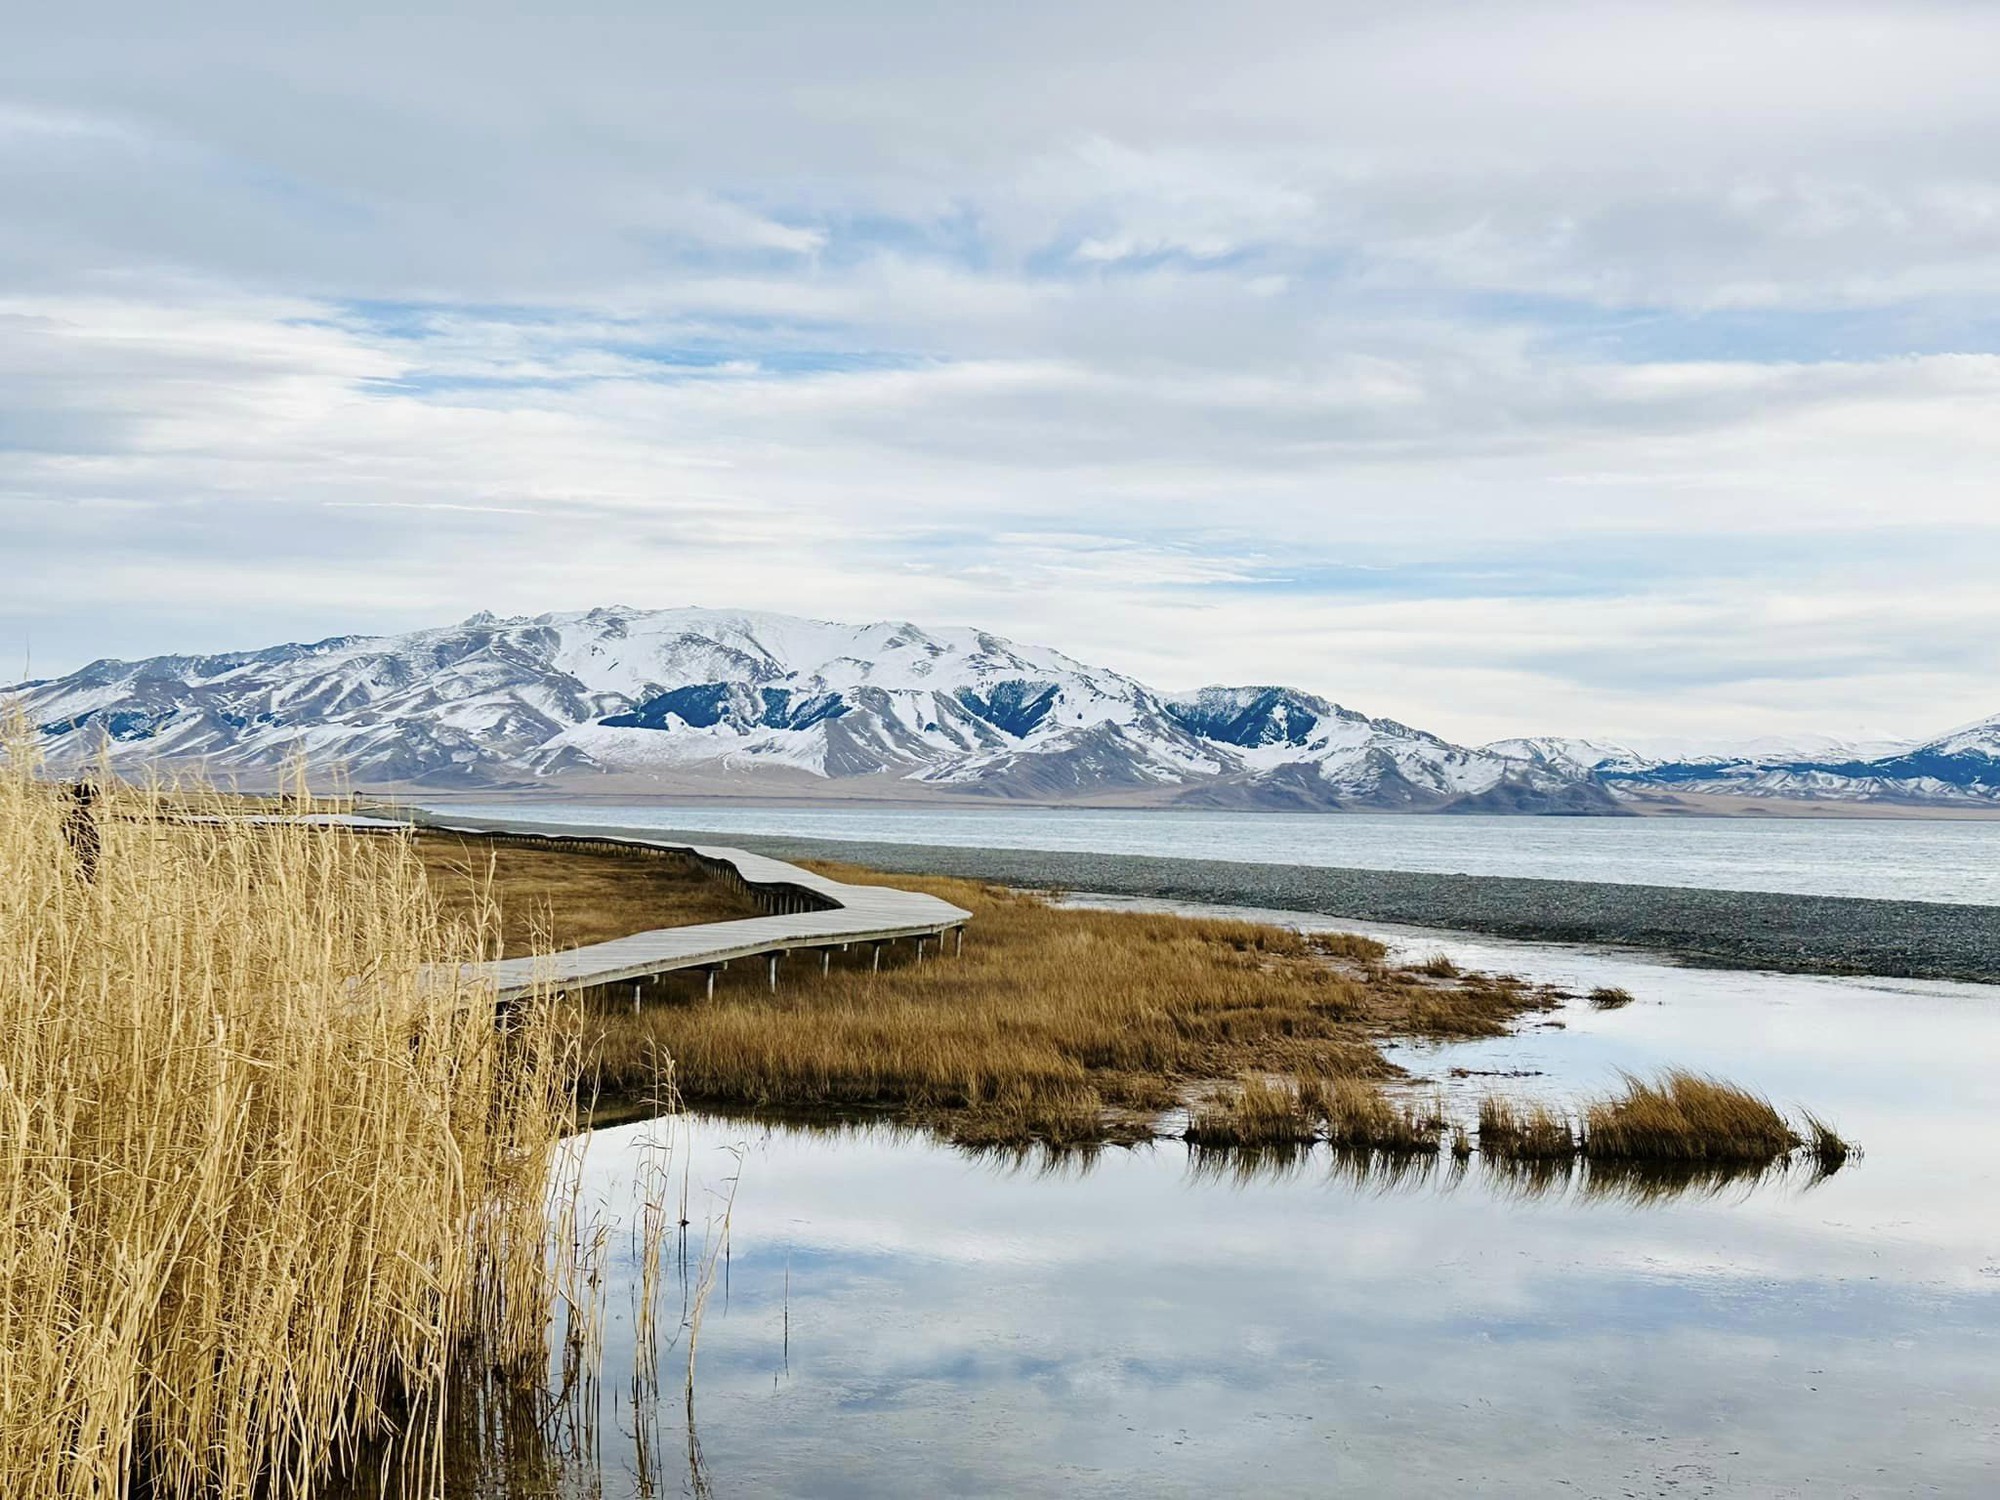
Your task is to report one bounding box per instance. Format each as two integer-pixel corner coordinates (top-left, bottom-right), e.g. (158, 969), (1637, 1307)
(1485, 721), (1999, 806)
(4, 606), (1611, 811)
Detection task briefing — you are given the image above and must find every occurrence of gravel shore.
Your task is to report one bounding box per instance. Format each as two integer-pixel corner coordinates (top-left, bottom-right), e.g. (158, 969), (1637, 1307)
(427, 813), (2000, 984)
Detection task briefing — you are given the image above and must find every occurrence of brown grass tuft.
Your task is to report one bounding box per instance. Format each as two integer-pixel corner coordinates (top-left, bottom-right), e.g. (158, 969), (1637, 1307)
(1581, 1070), (1800, 1165)
(1799, 1111), (1855, 1172)
(1477, 1096), (1576, 1158)
(1307, 1077), (1446, 1153)
(1184, 1078), (1323, 1148)
(1588, 986), (1637, 1009)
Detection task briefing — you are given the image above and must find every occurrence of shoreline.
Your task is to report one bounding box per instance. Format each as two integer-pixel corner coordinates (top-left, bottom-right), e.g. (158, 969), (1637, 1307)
(426, 812), (2000, 984)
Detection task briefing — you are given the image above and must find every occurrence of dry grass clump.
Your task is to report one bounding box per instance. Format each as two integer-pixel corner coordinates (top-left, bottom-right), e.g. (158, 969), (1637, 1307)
(1307, 1077), (1446, 1153)
(583, 866), (1564, 1145)
(1477, 1096), (1576, 1158)
(945, 1084), (1126, 1150)
(1588, 986), (1637, 1009)
(0, 755), (579, 1500)
(1184, 1078), (1323, 1148)
(1183, 1078), (1446, 1155)
(1581, 1070), (1800, 1165)
(415, 831), (759, 956)
(1800, 1111), (1854, 1171)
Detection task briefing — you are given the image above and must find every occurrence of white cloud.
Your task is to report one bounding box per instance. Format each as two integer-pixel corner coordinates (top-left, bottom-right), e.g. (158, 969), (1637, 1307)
(2, 1), (1998, 739)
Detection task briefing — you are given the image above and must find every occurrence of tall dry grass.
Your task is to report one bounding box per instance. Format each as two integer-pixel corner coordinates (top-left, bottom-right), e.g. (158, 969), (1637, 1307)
(0, 749), (580, 1500)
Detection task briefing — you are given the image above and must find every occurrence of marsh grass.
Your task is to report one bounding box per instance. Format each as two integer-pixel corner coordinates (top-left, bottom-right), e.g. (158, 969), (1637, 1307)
(1477, 1096), (1576, 1159)
(1179, 1076), (1445, 1154)
(1800, 1111), (1855, 1172)
(1581, 1070), (1801, 1165)
(1308, 1077), (1446, 1153)
(584, 867), (1558, 1145)
(1588, 986), (1637, 1009)
(0, 751), (581, 1500)
(1184, 1078), (1323, 1148)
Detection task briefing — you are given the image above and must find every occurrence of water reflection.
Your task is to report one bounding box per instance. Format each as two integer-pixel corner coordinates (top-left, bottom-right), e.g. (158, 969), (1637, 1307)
(328, 1367), (726, 1500)
(1481, 1152), (1842, 1207)
(328, 1368), (598, 1500)
(596, 1097), (1855, 1207)
(1177, 1137), (1837, 1203)
(331, 1277), (727, 1500)
(326, 919), (2000, 1499)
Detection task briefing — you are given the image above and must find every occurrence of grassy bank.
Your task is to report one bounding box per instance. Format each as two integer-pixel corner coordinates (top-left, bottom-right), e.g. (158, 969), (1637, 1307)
(0, 765), (580, 1499)
(513, 847), (1849, 1169)
(581, 864), (1562, 1144)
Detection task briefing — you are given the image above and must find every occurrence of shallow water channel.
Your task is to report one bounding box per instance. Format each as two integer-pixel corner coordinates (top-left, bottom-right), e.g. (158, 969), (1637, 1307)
(421, 909), (1999, 1497)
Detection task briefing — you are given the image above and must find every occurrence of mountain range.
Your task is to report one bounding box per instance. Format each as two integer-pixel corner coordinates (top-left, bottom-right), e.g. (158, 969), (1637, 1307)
(6, 606), (1995, 812)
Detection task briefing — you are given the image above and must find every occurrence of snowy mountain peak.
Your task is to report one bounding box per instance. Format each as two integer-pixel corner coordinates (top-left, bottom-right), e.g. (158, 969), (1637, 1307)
(4, 606), (1608, 810)
(1928, 712), (2000, 759)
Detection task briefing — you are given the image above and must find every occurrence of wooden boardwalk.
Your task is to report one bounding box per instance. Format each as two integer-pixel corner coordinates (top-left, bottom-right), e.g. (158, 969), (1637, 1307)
(418, 821), (973, 1002)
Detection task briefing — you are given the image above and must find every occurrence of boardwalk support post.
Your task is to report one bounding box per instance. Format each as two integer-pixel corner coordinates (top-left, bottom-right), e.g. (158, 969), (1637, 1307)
(955, 925), (965, 957)
(871, 942), (883, 974)
(767, 952), (781, 992)
(821, 949), (831, 976)
(705, 967), (717, 1001)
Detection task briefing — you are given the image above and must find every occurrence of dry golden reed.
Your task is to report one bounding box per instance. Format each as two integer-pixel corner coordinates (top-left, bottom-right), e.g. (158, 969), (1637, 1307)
(0, 745), (579, 1500)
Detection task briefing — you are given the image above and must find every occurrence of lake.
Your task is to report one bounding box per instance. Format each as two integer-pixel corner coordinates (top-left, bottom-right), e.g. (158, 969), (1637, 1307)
(429, 801), (2000, 906)
(350, 911), (2000, 1497)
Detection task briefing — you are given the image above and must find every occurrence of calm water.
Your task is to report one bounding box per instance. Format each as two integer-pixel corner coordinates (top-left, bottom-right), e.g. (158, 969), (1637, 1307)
(431, 801), (2000, 905)
(374, 917), (2000, 1497)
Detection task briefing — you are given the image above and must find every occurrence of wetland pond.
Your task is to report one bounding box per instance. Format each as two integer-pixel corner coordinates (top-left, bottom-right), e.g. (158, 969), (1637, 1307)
(377, 907), (2000, 1497)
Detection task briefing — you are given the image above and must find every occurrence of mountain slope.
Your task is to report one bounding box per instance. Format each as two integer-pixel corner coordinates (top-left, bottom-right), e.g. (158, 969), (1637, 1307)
(1486, 721), (1999, 806)
(5, 606), (1609, 810)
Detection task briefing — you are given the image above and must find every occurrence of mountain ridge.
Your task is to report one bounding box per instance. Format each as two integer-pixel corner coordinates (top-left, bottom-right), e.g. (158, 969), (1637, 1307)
(7, 605), (1993, 810)
(1487, 719), (2000, 807)
(2, 606), (1607, 811)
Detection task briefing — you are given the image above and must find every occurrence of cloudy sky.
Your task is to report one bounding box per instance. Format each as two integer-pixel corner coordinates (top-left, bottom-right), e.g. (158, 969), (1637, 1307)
(5, 1), (1998, 744)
